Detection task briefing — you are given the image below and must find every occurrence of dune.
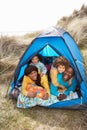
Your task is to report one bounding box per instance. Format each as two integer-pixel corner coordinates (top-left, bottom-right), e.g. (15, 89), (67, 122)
(0, 5), (87, 130)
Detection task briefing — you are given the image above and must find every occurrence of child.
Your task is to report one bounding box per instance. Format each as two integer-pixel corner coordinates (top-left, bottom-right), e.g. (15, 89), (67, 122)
(22, 65), (49, 100)
(50, 56), (71, 91)
(30, 54), (50, 96)
(30, 54), (47, 76)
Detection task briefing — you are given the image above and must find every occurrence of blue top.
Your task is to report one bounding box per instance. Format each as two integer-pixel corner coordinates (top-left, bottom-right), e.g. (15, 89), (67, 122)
(50, 73), (78, 96)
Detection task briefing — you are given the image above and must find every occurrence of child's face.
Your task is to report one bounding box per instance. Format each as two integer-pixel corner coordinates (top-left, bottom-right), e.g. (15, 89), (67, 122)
(28, 71), (38, 81)
(57, 65), (65, 73)
(31, 56), (39, 64)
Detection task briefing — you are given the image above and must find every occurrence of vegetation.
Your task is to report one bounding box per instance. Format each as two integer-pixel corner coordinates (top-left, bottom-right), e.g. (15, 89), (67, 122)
(0, 4), (87, 130)
(57, 5), (87, 46)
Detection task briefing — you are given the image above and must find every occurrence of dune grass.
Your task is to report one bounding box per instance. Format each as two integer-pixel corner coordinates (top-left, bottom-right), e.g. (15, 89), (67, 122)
(0, 8), (87, 128)
(0, 38), (87, 130)
(57, 5), (87, 46)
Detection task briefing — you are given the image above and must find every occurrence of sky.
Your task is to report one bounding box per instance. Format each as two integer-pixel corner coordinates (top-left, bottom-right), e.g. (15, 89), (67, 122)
(0, 0), (87, 35)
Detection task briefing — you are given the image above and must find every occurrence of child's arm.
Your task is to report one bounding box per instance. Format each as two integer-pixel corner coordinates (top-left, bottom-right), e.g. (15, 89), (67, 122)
(40, 62), (47, 74)
(50, 68), (66, 89)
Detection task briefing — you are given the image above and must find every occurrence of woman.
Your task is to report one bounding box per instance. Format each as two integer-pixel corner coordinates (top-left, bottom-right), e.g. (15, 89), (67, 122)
(17, 65), (50, 108)
(22, 65), (49, 99)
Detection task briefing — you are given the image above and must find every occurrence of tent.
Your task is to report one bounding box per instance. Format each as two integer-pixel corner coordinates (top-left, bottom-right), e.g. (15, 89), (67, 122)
(10, 27), (87, 109)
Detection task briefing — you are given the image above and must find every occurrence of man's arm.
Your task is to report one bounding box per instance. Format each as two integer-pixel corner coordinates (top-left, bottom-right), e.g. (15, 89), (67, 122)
(64, 78), (77, 96)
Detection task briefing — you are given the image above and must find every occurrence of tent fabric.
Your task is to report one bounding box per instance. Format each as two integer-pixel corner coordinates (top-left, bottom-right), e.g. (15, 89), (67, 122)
(11, 27), (87, 109)
(39, 44), (59, 56)
(38, 27), (65, 37)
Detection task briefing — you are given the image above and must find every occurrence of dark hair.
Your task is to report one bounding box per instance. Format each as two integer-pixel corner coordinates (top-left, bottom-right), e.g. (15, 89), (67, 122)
(24, 65), (41, 86)
(25, 65), (38, 76)
(53, 56), (70, 70)
(30, 54), (43, 62)
(66, 66), (75, 76)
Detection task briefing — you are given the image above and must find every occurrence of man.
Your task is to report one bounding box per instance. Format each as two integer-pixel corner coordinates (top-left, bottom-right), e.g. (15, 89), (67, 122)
(50, 67), (78, 100)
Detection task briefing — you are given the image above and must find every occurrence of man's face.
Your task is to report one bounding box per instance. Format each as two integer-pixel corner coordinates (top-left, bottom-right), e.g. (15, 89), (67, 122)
(63, 67), (74, 81)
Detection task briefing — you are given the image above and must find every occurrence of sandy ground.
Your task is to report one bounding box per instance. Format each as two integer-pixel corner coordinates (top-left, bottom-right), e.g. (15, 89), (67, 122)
(0, 87), (87, 130)
(0, 37), (87, 130)
(0, 73), (87, 130)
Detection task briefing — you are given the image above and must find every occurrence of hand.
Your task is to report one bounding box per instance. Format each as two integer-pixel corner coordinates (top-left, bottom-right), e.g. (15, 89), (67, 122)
(27, 92), (36, 98)
(57, 94), (67, 101)
(58, 88), (67, 92)
(40, 73), (44, 77)
(59, 85), (67, 91)
(41, 93), (49, 100)
(58, 88), (65, 92)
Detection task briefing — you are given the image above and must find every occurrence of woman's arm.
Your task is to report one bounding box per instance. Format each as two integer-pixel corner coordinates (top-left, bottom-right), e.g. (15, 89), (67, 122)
(22, 76), (37, 98)
(22, 76), (29, 96)
(27, 92), (36, 98)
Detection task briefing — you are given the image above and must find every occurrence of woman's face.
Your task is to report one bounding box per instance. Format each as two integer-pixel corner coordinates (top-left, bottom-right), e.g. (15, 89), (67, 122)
(28, 71), (38, 81)
(57, 65), (65, 73)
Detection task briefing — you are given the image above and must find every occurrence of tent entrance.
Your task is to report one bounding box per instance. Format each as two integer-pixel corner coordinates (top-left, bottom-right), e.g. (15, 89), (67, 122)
(38, 44), (60, 80)
(39, 44), (60, 57)
(15, 43), (82, 99)
(38, 45), (82, 98)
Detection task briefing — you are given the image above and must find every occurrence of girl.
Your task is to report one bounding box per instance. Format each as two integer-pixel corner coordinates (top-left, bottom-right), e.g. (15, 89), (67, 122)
(30, 54), (47, 75)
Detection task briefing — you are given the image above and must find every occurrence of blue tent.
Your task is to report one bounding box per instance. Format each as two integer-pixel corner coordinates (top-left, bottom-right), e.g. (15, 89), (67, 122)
(11, 27), (87, 109)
